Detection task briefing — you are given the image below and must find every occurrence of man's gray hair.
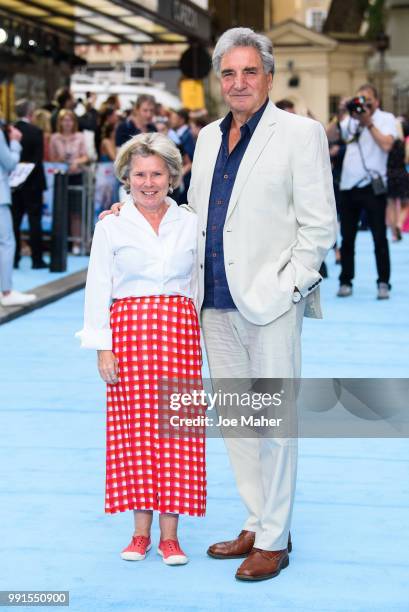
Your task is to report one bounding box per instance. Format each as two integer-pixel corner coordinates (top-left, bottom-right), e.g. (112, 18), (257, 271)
(15, 98), (35, 119)
(212, 27), (275, 76)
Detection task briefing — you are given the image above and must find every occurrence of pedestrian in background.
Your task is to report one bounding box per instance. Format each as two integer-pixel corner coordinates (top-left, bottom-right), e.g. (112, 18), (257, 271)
(115, 94), (156, 147)
(386, 119), (409, 241)
(12, 99), (47, 269)
(168, 108), (195, 204)
(49, 110), (89, 254)
(189, 116), (208, 141)
(275, 99), (296, 113)
(326, 97), (349, 264)
(102, 94), (121, 113)
(337, 84), (396, 300)
(98, 107), (118, 162)
(96, 106), (118, 160)
(0, 123), (36, 307)
(50, 87), (75, 133)
(32, 109), (52, 162)
(99, 123), (117, 162)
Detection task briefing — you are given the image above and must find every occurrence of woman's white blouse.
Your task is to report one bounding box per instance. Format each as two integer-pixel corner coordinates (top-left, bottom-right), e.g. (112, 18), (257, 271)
(76, 198), (198, 350)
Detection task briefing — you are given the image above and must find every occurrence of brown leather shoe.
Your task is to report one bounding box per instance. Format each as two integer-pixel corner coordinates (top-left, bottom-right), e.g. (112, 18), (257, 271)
(235, 548), (289, 581)
(207, 531), (292, 559)
(207, 530), (255, 559)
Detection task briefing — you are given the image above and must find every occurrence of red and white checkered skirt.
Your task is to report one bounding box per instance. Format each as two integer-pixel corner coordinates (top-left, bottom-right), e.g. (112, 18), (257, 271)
(105, 295), (206, 517)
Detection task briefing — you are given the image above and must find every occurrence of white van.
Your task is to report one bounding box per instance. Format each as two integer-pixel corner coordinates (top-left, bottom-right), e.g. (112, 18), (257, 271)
(71, 72), (181, 112)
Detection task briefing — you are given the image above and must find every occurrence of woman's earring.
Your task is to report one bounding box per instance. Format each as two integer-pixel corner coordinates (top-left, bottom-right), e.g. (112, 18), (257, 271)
(168, 185), (173, 194)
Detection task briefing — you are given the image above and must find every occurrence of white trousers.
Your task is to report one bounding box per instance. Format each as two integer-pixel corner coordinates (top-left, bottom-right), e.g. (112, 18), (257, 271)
(201, 302), (305, 551)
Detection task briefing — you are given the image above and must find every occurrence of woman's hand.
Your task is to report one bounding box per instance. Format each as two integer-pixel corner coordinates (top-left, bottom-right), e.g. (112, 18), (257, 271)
(99, 201), (124, 220)
(97, 350), (119, 385)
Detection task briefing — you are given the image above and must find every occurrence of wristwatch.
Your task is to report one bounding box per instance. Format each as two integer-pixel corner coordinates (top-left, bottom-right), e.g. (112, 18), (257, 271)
(292, 289), (302, 304)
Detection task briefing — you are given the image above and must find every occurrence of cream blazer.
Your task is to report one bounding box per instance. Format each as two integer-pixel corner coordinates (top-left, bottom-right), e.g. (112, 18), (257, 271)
(188, 102), (337, 325)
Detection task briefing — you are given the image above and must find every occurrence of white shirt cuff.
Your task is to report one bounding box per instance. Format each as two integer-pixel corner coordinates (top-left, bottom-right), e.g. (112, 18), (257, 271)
(75, 328), (112, 350)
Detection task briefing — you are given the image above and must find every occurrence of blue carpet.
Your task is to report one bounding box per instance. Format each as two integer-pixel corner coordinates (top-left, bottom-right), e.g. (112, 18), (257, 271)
(13, 255), (88, 293)
(0, 232), (408, 611)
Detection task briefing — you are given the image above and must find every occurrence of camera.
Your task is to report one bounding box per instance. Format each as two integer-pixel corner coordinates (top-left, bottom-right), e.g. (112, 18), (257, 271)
(346, 96), (371, 115)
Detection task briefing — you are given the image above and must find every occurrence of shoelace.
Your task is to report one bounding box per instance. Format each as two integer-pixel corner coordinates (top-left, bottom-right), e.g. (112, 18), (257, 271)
(162, 540), (181, 554)
(132, 535), (148, 549)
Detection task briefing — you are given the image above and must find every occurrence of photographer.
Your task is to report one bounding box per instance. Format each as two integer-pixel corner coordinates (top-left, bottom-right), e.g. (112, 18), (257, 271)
(336, 84), (396, 300)
(0, 123), (36, 307)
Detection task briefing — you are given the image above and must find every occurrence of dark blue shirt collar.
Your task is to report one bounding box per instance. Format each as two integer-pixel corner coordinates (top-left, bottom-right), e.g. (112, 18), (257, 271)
(219, 98), (269, 136)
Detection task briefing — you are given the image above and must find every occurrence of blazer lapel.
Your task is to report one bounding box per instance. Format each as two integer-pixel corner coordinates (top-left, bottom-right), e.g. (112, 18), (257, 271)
(197, 122), (222, 223)
(225, 102), (277, 222)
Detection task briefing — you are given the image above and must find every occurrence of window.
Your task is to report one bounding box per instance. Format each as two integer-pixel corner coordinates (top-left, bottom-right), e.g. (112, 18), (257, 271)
(329, 95), (341, 118)
(306, 9), (327, 33)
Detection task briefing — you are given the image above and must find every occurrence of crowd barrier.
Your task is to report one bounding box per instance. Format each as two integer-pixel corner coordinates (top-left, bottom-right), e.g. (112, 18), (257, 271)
(20, 161), (117, 258)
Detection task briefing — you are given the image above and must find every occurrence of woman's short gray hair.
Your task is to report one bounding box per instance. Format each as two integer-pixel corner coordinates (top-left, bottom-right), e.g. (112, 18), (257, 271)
(212, 27), (275, 76)
(114, 132), (183, 191)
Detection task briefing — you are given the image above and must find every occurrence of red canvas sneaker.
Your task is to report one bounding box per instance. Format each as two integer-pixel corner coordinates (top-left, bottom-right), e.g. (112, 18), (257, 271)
(157, 539), (188, 565)
(120, 535), (151, 561)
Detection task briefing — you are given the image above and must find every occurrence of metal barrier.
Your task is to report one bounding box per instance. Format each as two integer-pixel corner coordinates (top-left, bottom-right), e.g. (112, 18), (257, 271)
(66, 164), (95, 256)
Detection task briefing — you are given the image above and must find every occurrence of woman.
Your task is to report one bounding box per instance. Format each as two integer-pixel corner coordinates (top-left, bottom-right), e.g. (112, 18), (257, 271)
(99, 123), (117, 162)
(386, 119), (409, 241)
(0, 123), (36, 307)
(32, 108), (52, 161)
(95, 106), (118, 161)
(103, 94), (121, 112)
(49, 110), (89, 254)
(77, 132), (206, 566)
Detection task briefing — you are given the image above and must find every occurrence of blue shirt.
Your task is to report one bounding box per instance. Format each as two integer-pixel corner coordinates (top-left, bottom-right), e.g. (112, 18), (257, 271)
(203, 99), (268, 309)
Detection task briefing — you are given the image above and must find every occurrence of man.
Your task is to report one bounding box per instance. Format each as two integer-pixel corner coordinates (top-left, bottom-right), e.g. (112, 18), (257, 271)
(115, 94), (156, 147)
(168, 108), (195, 204)
(0, 122), (36, 306)
(12, 99), (47, 269)
(275, 98), (296, 113)
(78, 92), (99, 133)
(334, 84), (396, 299)
(102, 27), (336, 581)
(51, 87), (75, 133)
(188, 27), (336, 581)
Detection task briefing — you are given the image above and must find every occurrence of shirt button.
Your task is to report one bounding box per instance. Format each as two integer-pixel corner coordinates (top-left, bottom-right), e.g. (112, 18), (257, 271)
(200, 264), (203, 269)
(212, 253), (217, 258)
(212, 225), (217, 231)
(223, 174), (228, 179)
(202, 230), (205, 236)
(216, 199), (223, 205)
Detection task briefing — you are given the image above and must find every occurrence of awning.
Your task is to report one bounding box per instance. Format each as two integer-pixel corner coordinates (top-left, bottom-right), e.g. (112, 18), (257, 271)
(0, 0), (211, 46)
